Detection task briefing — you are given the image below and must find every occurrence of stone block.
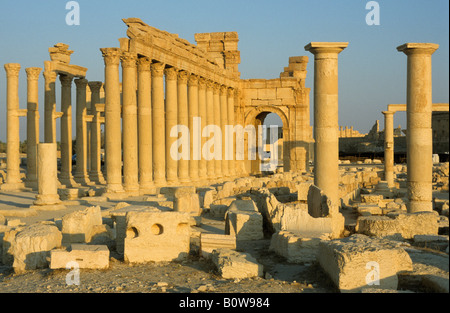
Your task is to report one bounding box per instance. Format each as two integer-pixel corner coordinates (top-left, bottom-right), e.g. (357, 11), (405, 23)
(173, 192), (201, 216)
(297, 181), (313, 201)
(211, 248), (263, 279)
(61, 206), (103, 245)
(357, 204), (383, 216)
(58, 188), (81, 201)
(8, 222), (62, 273)
(225, 200), (263, 241)
(318, 234), (413, 293)
(356, 212), (439, 239)
(124, 209), (191, 263)
(200, 233), (236, 259)
(269, 231), (325, 263)
(50, 244), (109, 269)
(360, 194), (384, 204)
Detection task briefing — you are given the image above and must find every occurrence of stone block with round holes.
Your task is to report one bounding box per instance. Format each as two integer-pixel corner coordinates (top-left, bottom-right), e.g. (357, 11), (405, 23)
(124, 209), (191, 263)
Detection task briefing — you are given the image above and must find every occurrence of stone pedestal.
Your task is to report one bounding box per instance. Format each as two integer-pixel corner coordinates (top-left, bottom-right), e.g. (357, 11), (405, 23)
(305, 42), (348, 208)
(1, 63), (25, 191)
(101, 48), (124, 194)
(397, 43), (439, 213)
(25, 67), (42, 189)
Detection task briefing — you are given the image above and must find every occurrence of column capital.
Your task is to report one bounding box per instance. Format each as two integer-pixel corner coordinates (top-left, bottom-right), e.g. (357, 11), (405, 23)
(188, 74), (199, 87)
(198, 77), (207, 89)
(206, 79), (215, 90)
(164, 67), (178, 80)
(100, 48), (122, 66)
(4, 63), (21, 77)
(88, 81), (103, 93)
(212, 82), (221, 93)
(150, 62), (165, 77)
(304, 42), (348, 56)
(382, 110), (395, 117)
(74, 78), (88, 89)
(220, 85), (228, 95)
(120, 52), (138, 68)
(43, 70), (57, 83)
(25, 67), (42, 81)
(177, 70), (189, 84)
(137, 57), (151, 72)
(59, 74), (74, 87)
(227, 87), (235, 97)
(397, 43), (439, 56)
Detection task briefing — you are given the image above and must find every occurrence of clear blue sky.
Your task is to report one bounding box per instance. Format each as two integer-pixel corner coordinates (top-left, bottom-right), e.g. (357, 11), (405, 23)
(0, 0), (448, 141)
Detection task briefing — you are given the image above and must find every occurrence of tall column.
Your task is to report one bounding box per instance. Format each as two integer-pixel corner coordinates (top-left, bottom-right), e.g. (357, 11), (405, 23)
(43, 62), (57, 144)
(74, 78), (91, 185)
(227, 88), (236, 178)
(1, 63), (24, 191)
(100, 48), (124, 194)
(397, 43), (439, 213)
(205, 80), (216, 180)
(165, 67), (179, 185)
(25, 67), (42, 189)
(33, 143), (62, 206)
(188, 74), (200, 183)
(177, 70), (189, 183)
(213, 83), (223, 179)
(220, 86), (229, 178)
(137, 57), (153, 192)
(383, 111), (395, 188)
(151, 62), (166, 185)
(121, 52), (139, 195)
(197, 77), (208, 182)
(88, 81), (106, 184)
(305, 42), (348, 210)
(59, 74), (79, 188)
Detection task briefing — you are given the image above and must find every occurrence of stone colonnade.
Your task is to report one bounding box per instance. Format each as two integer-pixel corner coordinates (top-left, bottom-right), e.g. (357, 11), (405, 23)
(100, 47), (239, 194)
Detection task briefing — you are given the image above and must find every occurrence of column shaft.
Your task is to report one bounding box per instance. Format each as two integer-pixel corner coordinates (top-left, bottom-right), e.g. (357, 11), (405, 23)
(43, 62), (57, 143)
(213, 83), (223, 179)
(137, 57), (153, 191)
(205, 81), (216, 180)
(305, 42), (348, 210)
(220, 86), (229, 177)
(121, 52), (139, 194)
(151, 62), (166, 185)
(397, 43), (439, 213)
(177, 70), (189, 183)
(188, 74), (200, 182)
(165, 67), (179, 184)
(101, 48), (124, 193)
(383, 111), (395, 188)
(74, 78), (91, 185)
(25, 67), (42, 188)
(34, 143), (62, 205)
(197, 78), (208, 181)
(227, 88), (236, 178)
(88, 82), (106, 184)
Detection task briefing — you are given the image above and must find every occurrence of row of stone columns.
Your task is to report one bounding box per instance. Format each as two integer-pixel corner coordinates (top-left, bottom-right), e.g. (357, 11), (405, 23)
(100, 48), (238, 194)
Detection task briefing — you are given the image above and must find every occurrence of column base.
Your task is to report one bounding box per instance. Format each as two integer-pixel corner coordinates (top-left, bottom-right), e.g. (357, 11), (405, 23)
(34, 194), (62, 206)
(89, 172), (107, 185)
(0, 182), (26, 191)
(59, 176), (81, 188)
(124, 185), (141, 197)
(407, 201), (433, 213)
(74, 174), (93, 186)
(25, 180), (38, 190)
(105, 183), (125, 194)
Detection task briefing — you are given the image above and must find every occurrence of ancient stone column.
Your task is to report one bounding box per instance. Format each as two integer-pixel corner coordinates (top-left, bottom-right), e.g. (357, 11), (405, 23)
(165, 67), (179, 184)
(151, 62), (166, 185)
(205, 80), (216, 180)
(220, 85), (229, 178)
(305, 42), (348, 210)
(188, 74), (200, 183)
(197, 77), (208, 182)
(383, 111), (395, 188)
(43, 62), (57, 144)
(58, 74), (78, 187)
(34, 143), (62, 206)
(213, 83), (223, 179)
(227, 88), (236, 178)
(177, 70), (189, 183)
(121, 52), (139, 195)
(137, 57), (153, 192)
(101, 48), (124, 194)
(88, 81), (106, 184)
(74, 78), (91, 186)
(1, 63), (24, 191)
(25, 67), (42, 189)
(397, 43), (439, 213)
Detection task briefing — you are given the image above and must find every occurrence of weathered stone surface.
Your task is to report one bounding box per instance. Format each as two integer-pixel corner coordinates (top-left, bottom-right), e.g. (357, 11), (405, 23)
(318, 234), (413, 293)
(124, 209), (190, 263)
(200, 233), (236, 258)
(356, 211), (439, 239)
(7, 222), (62, 273)
(211, 248), (263, 279)
(61, 206), (103, 245)
(269, 231), (326, 263)
(225, 200), (264, 241)
(50, 244), (109, 269)
(357, 204), (383, 216)
(173, 192), (201, 216)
